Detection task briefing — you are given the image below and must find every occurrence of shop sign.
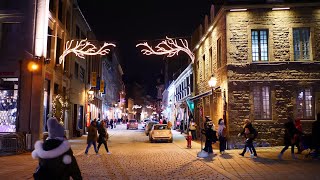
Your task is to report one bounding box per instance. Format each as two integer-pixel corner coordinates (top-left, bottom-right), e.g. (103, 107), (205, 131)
(91, 72), (97, 87)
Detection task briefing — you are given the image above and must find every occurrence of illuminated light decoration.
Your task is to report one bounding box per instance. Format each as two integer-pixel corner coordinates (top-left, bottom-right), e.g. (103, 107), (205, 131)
(230, 9), (247, 12)
(146, 105), (153, 109)
(52, 94), (69, 124)
(132, 105), (142, 109)
(272, 7), (290, 10)
(35, 0), (50, 57)
(136, 36), (195, 63)
(59, 39), (116, 65)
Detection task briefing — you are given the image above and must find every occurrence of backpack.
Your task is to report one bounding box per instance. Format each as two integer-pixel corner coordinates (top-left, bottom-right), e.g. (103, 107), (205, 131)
(252, 127), (258, 139)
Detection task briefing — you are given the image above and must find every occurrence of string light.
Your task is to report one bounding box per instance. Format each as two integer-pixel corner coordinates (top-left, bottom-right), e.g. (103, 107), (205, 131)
(59, 39), (116, 65)
(136, 36), (195, 63)
(52, 94), (69, 124)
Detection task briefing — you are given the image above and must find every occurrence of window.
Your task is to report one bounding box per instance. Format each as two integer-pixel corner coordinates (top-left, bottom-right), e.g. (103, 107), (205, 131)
(66, 11), (71, 32)
(0, 0), (19, 10)
(0, 23), (21, 52)
(54, 83), (59, 94)
(55, 37), (62, 64)
(47, 28), (52, 59)
(293, 28), (310, 61)
(76, 26), (80, 39)
(217, 38), (222, 68)
(253, 86), (271, 120)
(74, 62), (79, 79)
(80, 66), (85, 82)
(252, 30), (268, 62)
(49, 0), (55, 12)
(209, 47), (212, 74)
(202, 55), (205, 78)
(296, 88), (314, 119)
(58, 0), (63, 22)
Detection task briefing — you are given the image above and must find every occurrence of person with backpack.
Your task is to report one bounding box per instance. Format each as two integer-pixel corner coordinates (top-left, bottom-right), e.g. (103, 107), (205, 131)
(201, 121), (218, 154)
(238, 119), (258, 158)
(278, 117), (302, 160)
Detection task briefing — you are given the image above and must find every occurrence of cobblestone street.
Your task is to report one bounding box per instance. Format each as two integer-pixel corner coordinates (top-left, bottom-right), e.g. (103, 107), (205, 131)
(0, 124), (320, 179)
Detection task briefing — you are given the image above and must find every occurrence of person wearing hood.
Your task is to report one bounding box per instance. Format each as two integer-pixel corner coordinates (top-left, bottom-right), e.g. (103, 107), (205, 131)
(238, 119), (258, 158)
(218, 118), (227, 154)
(32, 117), (82, 180)
(201, 121), (217, 154)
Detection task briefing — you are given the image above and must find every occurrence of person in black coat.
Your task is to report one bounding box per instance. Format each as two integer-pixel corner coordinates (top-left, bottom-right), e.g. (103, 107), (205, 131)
(238, 120), (258, 157)
(312, 113), (320, 157)
(278, 117), (302, 160)
(32, 117), (82, 180)
(97, 121), (111, 154)
(201, 121), (217, 154)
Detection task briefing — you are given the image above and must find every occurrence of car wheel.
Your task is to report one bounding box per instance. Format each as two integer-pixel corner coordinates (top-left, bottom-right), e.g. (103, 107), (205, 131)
(149, 137), (153, 143)
(169, 139), (173, 143)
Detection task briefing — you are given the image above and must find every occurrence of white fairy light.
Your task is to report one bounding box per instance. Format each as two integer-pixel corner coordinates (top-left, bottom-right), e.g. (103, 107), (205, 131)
(136, 36), (195, 63)
(59, 39), (116, 65)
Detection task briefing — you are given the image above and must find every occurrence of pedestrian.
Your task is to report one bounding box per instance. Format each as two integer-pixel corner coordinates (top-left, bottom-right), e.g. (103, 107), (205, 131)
(201, 121), (217, 154)
(163, 118), (167, 124)
(189, 120), (197, 140)
(85, 120), (98, 155)
(238, 120), (258, 158)
(32, 117), (82, 180)
(97, 121), (111, 154)
(278, 117), (302, 160)
(180, 120), (184, 134)
(110, 119), (114, 129)
(218, 118), (227, 154)
(312, 113), (320, 158)
(294, 119), (303, 154)
(167, 121), (173, 129)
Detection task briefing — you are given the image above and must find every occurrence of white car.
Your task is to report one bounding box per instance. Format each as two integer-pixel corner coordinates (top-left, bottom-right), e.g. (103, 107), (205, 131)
(149, 124), (173, 143)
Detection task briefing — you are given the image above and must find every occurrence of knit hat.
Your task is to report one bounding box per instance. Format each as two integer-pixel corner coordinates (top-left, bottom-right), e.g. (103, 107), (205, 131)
(47, 117), (65, 138)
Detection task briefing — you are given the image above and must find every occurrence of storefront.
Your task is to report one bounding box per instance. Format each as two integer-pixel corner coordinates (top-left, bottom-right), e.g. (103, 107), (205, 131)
(0, 78), (19, 132)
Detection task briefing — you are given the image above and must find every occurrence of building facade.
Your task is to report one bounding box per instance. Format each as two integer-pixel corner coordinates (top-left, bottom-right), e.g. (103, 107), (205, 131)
(192, 0), (320, 148)
(0, 0), (112, 152)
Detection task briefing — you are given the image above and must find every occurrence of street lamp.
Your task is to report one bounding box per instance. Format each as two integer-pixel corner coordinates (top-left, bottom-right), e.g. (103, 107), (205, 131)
(27, 61), (39, 150)
(208, 75), (217, 89)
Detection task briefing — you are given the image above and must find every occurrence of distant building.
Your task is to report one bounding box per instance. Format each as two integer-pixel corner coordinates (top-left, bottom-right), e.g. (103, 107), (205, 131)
(192, 0), (320, 147)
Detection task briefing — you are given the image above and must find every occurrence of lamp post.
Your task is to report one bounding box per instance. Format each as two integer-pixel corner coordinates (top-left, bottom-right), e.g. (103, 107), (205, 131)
(27, 61), (39, 150)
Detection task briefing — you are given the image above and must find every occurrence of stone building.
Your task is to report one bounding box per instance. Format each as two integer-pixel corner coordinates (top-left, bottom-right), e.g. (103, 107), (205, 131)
(192, 0), (320, 148)
(0, 0), (107, 152)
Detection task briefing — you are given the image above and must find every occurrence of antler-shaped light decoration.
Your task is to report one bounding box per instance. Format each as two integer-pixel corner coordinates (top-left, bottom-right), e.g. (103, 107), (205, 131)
(59, 39), (116, 65)
(136, 36), (195, 63)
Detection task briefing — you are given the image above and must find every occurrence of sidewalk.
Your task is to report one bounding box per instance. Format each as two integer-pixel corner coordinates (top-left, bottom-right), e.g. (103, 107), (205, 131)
(173, 130), (320, 180)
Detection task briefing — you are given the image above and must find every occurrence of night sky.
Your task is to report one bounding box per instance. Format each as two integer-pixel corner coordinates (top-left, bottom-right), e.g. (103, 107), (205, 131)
(77, 0), (214, 97)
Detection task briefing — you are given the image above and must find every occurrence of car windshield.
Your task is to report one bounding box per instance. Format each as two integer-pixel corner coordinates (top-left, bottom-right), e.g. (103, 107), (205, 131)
(129, 120), (136, 123)
(154, 125), (168, 130)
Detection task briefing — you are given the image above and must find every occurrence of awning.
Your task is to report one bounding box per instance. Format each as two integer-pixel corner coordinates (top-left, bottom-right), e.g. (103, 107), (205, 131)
(188, 90), (212, 101)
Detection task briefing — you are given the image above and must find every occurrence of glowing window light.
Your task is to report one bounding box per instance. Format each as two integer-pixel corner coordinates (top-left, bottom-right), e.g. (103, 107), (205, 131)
(136, 36), (195, 63)
(59, 39), (116, 65)
(35, 0), (50, 57)
(272, 7), (290, 10)
(230, 9), (247, 12)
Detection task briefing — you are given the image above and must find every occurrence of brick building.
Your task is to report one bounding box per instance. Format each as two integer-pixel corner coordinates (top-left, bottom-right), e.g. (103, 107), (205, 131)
(192, 0), (320, 148)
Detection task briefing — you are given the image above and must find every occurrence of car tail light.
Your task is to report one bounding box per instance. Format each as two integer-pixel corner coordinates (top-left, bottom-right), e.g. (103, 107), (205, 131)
(134, 123), (138, 125)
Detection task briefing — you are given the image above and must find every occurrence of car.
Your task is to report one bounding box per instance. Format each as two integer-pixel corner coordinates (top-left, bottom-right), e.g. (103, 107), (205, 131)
(144, 121), (158, 136)
(142, 119), (151, 129)
(127, 119), (138, 130)
(149, 124), (173, 143)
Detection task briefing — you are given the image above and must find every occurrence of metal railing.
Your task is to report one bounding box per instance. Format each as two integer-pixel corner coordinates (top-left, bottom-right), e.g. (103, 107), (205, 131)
(0, 133), (26, 155)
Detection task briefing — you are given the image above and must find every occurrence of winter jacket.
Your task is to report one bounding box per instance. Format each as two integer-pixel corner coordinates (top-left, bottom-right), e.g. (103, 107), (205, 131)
(32, 139), (82, 180)
(201, 128), (218, 143)
(240, 123), (257, 140)
(98, 126), (108, 143)
(283, 121), (300, 146)
(87, 125), (97, 144)
(312, 120), (320, 147)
